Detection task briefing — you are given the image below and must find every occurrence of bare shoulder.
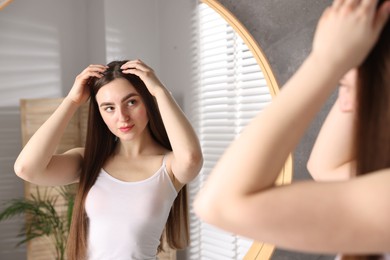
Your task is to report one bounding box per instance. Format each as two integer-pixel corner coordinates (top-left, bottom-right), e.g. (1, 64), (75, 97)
(166, 149), (203, 186)
(162, 151), (174, 171)
(163, 151), (185, 191)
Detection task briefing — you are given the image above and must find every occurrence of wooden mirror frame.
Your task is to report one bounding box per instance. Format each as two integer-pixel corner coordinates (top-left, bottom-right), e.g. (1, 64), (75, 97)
(201, 0), (293, 259)
(0, 0), (13, 10)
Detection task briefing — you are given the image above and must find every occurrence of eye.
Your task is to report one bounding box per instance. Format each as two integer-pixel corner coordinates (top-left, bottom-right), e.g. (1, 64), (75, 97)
(104, 106), (115, 112)
(127, 100), (137, 106)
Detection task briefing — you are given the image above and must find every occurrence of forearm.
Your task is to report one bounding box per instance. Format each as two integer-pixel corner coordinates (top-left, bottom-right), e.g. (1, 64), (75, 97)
(307, 99), (356, 181)
(14, 97), (80, 180)
(153, 88), (202, 178)
(195, 54), (345, 210)
(119, 59), (202, 180)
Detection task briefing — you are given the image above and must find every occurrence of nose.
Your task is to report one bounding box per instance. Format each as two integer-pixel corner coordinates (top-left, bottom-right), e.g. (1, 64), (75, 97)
(118, 106), (130, 122)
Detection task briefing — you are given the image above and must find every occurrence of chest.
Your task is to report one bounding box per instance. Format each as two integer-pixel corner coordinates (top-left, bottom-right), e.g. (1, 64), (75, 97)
(85, 167), (178, 259)
(103, 155), (164, 182)
(85, 168), (177, 221)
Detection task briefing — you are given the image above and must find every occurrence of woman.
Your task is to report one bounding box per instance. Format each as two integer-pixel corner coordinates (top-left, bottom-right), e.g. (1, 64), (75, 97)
(14, 59), (203, 259)
(194, 0), (390, 259)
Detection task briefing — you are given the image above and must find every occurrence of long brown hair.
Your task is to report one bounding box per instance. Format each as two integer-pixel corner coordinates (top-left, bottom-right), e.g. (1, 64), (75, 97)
(66, 60), (189, 259)
(343, 1), (390, 260)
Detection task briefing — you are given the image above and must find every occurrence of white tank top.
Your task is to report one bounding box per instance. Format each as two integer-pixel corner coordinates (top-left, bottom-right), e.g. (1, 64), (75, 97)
(85, 156), (178, 260)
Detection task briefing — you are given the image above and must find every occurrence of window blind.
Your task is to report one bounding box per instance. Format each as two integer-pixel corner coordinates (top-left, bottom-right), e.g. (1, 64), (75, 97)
(188, 2), (272, 259)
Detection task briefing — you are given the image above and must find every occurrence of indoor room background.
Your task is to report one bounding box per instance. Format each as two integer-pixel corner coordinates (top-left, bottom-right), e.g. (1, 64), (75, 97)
(0, 0), (335, 259)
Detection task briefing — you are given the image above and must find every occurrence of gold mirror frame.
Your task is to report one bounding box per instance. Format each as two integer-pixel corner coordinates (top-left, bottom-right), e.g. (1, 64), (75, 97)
(201, 0), (293, 259)
(0, 0), (13, 10)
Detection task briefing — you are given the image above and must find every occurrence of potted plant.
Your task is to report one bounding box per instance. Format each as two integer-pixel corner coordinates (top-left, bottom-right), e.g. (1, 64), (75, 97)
(0, 185), (76, 260)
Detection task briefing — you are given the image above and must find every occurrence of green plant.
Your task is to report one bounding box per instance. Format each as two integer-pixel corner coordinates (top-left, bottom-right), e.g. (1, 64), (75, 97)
(0, 185), (76, 260)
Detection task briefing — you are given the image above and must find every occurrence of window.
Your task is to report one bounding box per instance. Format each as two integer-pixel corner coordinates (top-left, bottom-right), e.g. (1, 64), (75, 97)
(188, 2), (273, 259)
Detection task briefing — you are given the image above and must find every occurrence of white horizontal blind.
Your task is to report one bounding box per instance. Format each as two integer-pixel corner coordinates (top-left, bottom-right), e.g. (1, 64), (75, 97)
(188, 2), (272, 259)
(0, 15), (62, 105)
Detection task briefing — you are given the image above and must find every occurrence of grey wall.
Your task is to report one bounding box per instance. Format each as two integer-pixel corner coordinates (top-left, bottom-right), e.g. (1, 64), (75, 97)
(103, 0), (193, 108)
(217, 1), (337, 259)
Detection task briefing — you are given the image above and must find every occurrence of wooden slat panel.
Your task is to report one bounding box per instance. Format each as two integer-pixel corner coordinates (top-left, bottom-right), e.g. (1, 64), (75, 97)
(20, 98), (80, 260)
(20, 98), (82, 153)
(78, 102), (89, 146)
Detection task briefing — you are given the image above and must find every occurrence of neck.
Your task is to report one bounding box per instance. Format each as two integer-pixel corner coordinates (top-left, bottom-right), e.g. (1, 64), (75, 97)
(115, 128), (158, 158)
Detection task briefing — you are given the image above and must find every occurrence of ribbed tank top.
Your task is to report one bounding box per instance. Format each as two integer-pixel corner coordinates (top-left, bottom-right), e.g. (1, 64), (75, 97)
(85, 156), (178, 260)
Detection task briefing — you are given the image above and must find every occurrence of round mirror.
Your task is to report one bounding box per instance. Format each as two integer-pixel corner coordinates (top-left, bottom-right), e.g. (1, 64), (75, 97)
(187, 0), (293, 259)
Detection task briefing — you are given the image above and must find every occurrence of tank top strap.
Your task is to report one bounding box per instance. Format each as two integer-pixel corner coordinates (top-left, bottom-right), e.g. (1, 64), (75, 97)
(162, 154), (168, 167)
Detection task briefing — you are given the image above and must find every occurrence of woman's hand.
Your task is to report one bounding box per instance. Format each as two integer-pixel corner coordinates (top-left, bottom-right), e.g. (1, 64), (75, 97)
(312, 0), (390, 72)
(120, 59), (165, 96)
(66, 64), (108, 105)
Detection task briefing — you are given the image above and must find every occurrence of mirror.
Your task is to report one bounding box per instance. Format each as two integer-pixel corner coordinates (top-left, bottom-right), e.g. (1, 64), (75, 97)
(0, 0), (291, 259)
(190, 1), (292, 259)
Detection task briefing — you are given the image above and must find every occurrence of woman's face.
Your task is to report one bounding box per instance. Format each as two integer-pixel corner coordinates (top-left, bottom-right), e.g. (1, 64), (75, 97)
(338, 68), (358, 113)
(95, 78), (149, 141)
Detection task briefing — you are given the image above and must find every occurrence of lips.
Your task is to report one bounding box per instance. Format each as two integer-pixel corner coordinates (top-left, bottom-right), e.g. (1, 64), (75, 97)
(119, 125), (134, 133)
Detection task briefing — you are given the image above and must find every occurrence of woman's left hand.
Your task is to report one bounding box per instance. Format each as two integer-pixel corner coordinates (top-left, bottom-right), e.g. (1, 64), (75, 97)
(312, 0), (390, 72)
(120, 59), (165, 96)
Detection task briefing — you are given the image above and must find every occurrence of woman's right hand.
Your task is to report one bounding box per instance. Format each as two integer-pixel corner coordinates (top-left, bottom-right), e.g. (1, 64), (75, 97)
(66, 64), (108, 105)
(312, 0), (390, 73)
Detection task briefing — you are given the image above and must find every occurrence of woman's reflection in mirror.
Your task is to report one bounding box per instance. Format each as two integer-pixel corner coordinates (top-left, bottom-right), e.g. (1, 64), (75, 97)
(195, 0), (390, 259)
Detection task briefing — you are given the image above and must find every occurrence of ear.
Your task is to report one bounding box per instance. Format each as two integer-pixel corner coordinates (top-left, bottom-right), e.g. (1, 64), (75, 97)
(338, 85), (355, 113)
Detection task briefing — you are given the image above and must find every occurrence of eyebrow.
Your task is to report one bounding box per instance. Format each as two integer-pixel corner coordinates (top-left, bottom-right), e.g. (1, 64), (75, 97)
(99, 93), (139, 107)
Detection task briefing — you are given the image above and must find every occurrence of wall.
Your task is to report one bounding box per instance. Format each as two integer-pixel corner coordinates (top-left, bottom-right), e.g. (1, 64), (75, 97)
(157, 0), (195, 108)
(218, 0), (336, 259)
(103, 0), (194, 107)
(104, 0), (160, 69)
